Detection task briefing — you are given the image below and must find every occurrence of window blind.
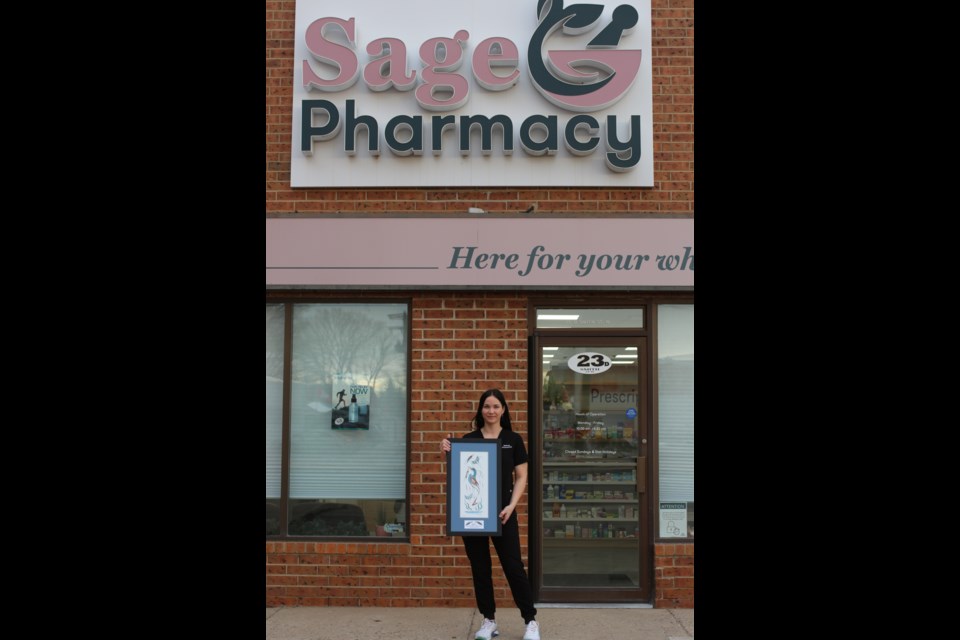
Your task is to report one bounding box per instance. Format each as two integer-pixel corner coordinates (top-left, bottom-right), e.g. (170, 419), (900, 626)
(288, 381), (406, 499)
(266, 305), (285, 498)
(657, 305), (694, 503)
(658, 356), (694, 501)
(287, 303), (408, 500)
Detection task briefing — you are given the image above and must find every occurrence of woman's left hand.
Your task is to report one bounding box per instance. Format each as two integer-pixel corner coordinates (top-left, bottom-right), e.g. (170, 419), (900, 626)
(499, 504), (515, 524)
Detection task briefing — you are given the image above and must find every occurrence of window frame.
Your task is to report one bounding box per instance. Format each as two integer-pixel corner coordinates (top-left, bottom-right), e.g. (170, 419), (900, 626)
(651, 302), (694, 542)
(266, 296), (412, 541)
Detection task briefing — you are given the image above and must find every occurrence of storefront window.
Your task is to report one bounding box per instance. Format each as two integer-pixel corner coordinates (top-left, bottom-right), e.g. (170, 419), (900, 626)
(657, 304), (694, 538)
(537, 308), (644, 329)
(266, 304), (284, 536)
(266, 302), (409, 538)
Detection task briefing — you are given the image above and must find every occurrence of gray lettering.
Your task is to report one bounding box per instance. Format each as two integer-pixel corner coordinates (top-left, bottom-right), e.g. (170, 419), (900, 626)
(448, 246), (477, 269)
(384, 114), (423, 156)
(605, 115), (641, 171)
(612, 254), (649, 270)
(680, 246), (694, 271)
(459, 114), (513, 155)
(519, 114), (558, 156)
(300, 100), (341, 156)
(431, 115), (456, 155)
(656, 254), (679, 270)
(344, 99), (379, 156)
(576, 254), (595, 277)
(518, 245), (545, 277)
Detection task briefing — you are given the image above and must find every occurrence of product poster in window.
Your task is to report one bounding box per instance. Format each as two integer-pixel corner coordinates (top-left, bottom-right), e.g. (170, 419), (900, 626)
(446, 439), (502, 536)
(331, 377), (370, 430)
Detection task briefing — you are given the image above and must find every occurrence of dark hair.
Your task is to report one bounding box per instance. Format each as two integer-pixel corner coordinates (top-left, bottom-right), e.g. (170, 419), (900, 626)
(473, 388), (513, 431)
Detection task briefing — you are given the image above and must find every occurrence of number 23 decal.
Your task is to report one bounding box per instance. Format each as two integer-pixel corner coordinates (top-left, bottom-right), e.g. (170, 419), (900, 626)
(567, 352), (613, 374)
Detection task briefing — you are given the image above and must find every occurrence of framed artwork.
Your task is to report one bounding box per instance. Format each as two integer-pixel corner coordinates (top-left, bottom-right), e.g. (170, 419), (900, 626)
(446, 439), (502, 536)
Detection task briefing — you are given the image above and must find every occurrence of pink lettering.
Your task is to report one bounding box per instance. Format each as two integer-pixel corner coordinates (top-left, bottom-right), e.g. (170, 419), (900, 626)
(302, 17), (360, 92)
(364, 38), (417, 92)
(472, 38), (520, 92)
(300, 19), (525, 105)
(415, 30), (470, 111)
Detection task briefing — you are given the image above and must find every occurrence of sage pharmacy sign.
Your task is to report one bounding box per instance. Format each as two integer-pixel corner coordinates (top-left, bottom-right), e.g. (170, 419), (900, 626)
(291, 0), (654, 187)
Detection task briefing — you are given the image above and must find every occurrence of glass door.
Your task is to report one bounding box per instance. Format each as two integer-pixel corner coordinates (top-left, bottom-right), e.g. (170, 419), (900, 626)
(534, 338), (649, 601)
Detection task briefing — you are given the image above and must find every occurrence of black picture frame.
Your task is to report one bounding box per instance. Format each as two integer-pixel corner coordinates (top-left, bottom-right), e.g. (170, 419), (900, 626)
(446, 438), (502, 536)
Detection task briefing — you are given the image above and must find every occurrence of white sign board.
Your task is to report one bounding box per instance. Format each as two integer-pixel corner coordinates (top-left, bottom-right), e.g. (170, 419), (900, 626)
(291, 0), (654, 187)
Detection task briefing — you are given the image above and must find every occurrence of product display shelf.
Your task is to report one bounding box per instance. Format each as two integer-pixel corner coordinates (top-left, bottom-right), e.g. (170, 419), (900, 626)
(541, 537), (638, 545)
(543, 516), (638, 522)
(542, 461), (638, 484)
(542, 458), (640, 541)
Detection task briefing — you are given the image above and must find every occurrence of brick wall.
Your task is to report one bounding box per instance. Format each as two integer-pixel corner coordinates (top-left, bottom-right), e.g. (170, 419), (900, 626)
(266, 292), (694, 609)
(654, 543), (694, 608)
(266, 292), (530, 607)
(265, 0), (694, 214)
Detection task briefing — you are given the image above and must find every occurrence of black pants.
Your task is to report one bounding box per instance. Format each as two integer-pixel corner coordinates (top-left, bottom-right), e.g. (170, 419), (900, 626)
(462, 512), (537, 624)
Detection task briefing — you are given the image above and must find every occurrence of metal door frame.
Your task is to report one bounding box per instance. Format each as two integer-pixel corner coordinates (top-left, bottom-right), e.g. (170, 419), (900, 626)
(529, 330), (652, 603)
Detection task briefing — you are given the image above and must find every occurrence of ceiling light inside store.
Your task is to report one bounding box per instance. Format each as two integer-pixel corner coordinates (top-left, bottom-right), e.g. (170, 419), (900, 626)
(537, 314), (580, 320)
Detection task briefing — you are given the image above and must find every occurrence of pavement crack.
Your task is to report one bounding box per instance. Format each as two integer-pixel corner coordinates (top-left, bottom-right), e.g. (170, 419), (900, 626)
(668, 609), (693, 637)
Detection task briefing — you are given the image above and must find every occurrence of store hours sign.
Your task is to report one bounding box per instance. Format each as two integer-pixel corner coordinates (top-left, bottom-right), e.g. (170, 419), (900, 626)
(291, 0), (654, 187)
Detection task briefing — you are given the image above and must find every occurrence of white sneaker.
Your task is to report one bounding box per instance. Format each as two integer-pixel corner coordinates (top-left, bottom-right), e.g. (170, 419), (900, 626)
(523, 620), (541, 640)
(475, 617), (499, 640)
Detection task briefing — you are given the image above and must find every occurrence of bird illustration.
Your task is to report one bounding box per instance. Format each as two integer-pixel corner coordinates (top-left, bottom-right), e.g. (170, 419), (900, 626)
(464, 456), (483, 511)
(467, 466), (479, 488)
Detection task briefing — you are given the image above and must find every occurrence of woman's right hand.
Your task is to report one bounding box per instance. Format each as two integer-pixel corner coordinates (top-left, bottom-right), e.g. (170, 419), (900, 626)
(441, 433), (452, 453)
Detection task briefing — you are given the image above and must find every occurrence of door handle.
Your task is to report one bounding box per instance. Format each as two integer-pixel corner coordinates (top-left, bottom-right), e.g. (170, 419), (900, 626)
(636, 456), (646, 494)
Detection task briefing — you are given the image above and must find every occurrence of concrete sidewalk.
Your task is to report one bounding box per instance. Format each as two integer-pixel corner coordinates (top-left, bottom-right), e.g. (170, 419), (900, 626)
(266, 606), (694, 640)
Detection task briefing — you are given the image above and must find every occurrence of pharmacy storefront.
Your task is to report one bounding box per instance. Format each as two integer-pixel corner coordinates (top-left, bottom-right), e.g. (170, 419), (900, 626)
(266, 217), (693, 606)
(266, 0), (693, 609)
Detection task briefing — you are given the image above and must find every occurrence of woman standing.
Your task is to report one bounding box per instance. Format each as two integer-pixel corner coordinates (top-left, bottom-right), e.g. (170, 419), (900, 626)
(442, 388), (541, 640)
